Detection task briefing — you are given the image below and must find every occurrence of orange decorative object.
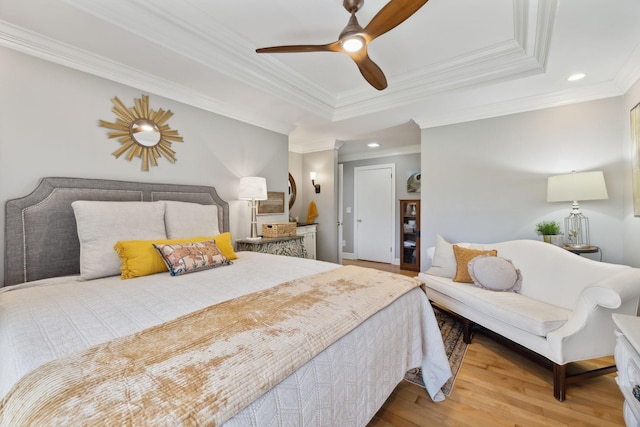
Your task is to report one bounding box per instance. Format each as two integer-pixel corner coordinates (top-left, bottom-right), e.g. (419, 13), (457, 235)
(306, 201), (318, 225)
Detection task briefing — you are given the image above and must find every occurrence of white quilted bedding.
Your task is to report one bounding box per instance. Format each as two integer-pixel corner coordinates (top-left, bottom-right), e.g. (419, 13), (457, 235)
(0, 252), (450, 425)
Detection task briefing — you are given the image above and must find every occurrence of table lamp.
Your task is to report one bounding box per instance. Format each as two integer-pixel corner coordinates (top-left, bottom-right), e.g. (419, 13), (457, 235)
(546, 171), (608, 248)
(238, 176), (268, 240)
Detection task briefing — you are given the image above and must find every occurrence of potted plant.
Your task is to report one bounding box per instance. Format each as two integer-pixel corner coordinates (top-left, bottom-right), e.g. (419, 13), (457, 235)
(535, 220), (563, 244)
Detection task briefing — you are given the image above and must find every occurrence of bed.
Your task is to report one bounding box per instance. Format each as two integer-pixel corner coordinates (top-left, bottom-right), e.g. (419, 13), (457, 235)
(0, 177), (451, 426)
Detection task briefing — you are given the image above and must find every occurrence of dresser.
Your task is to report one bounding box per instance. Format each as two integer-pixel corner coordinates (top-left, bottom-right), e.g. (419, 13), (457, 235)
(613, 313), (640, 427)
(296, 223), (317, 260)
(236, 236), (306, 258)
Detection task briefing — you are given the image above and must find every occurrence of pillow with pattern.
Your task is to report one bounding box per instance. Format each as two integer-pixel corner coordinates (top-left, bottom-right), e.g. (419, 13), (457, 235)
(153, 240), (231, 276)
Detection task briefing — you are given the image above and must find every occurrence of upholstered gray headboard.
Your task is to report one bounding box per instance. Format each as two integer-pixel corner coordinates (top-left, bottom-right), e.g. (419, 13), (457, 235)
(4, 177), (229, 286)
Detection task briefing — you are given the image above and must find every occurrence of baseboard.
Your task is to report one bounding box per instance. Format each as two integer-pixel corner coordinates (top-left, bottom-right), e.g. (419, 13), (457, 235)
(341, 253), (400, 265)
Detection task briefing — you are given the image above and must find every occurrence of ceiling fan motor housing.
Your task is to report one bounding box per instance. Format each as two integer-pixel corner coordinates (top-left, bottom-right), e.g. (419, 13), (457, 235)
(343, 0), (364, 13)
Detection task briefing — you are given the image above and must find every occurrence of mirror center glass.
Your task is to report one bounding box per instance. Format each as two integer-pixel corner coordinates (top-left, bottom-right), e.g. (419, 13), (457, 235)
(131, 119), (161, 147)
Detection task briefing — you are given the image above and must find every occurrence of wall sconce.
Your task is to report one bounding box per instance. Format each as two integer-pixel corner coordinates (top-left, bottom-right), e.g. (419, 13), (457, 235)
(238, 176), (268, 241)
(547, 170), (608, 248)
(310, 171), (321, 193)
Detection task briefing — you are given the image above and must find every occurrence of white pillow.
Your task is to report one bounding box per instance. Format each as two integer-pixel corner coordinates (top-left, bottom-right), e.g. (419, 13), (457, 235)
(72, 201), (167, 280)
(425, 235), (484, 278)
(163, 201), (220, 239)
(468, 255), (522, 292)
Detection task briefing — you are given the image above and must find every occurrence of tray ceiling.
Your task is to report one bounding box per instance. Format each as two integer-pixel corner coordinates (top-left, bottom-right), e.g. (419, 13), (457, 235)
(1, 0), (639, 156)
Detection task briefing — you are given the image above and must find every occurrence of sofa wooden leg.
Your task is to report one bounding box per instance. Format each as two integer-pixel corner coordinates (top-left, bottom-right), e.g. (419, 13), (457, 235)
(553, 363), (567, 401)
(462, 318), (474, 344)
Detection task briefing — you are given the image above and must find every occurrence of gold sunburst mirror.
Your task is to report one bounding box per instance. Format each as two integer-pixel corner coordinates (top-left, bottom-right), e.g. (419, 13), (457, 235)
(99, 95), (183, 171)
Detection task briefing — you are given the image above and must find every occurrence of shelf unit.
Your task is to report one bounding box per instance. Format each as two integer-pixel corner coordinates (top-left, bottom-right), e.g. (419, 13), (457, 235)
(400, 199), (420, 272)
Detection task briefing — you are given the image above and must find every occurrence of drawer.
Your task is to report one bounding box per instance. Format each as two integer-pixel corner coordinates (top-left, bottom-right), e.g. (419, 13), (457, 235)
(616, 330), (640, 424)
(616, 332), (640, 387)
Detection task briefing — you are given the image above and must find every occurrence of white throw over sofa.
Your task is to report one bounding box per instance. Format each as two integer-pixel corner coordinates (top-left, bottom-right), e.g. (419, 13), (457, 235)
(418, 237), (640, 401)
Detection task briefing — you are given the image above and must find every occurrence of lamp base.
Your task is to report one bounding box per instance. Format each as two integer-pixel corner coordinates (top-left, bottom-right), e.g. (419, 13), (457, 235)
(245, 236), (262, 242)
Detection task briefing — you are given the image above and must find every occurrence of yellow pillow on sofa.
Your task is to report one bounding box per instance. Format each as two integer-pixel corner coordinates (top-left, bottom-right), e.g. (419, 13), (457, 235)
(452, 245), (497, 283)
(114, 232), (237, 279)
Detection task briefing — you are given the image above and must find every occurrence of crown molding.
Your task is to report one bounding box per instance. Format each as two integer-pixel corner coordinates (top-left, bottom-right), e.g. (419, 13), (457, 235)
(334, 41), (544, 121)
(59, 0), (556, 125)
(614, 41), (640, 93)
(0, 20), (295, 135)
(289, 139), (341, 154)
(331, 0), (556, 121)
(62, 0), (337, 120)
(413, 81), (623, 130)
(338, 144), (421, 163)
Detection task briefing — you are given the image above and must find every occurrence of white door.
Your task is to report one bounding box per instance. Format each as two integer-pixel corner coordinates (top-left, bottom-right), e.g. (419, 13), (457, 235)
(354, 164), (395, 263)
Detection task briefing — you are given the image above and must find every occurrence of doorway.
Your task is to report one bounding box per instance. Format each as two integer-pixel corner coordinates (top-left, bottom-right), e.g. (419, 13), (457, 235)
(353, 164), (395, 264)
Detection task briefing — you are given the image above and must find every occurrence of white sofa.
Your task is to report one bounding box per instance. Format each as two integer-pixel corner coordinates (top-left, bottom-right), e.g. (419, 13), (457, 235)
(418, 237), (640, 401)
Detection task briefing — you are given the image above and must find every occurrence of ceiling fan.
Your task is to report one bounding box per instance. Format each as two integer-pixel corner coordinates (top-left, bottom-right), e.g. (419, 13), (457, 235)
(256, 0), (429, 91)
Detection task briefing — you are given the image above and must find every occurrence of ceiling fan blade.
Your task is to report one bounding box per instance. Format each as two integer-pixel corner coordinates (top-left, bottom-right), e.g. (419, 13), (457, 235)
(256, 41), (341, 54)
(363, 0), (429, 42)
(347, 49), (388, 90)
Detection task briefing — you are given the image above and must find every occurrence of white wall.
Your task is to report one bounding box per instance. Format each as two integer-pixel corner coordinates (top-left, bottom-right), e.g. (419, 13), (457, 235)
(0, 46), (289, 284)
(420, 96), (626, 269)
(301, 149), (338, 263)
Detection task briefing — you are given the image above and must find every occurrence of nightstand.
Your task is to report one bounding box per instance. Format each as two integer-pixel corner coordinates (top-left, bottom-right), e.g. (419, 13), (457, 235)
(236, 236), (307, 258)
(562, 245), (602, 261)
(296, 223), (317, 260)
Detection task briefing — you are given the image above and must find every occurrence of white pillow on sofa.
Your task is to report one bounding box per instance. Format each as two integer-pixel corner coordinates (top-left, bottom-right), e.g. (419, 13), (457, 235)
(468, 255), (522, 292)
(163, 201), (220, 239)
(72, 201), (167, 280)
(426, 234), (485, 279)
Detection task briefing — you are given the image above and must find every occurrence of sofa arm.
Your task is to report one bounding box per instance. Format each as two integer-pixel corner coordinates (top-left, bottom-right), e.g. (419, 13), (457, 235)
(547, 268), (640, 362)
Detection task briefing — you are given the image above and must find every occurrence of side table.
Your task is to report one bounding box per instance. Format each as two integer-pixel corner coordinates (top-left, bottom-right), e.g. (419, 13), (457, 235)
(562, 245), (602, 261)
(296, 223), (317, 260)
(236, 236), (307, 258)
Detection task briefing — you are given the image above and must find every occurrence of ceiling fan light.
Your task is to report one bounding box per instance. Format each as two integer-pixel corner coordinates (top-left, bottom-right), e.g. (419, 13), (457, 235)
(342, 36), (364, 52)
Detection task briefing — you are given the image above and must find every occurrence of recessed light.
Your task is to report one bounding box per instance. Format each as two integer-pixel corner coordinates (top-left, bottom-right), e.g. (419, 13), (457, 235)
(568, 73), (586, 82)
(367, 142), (380, 148)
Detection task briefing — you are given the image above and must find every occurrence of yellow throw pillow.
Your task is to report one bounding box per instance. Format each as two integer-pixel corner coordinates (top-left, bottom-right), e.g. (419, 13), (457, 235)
(209, 232), (238, 261)
(114, 232), (237, 279)
(452, 245), (497, 283)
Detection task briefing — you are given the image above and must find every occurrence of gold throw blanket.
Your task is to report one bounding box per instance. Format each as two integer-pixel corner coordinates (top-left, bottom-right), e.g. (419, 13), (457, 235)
(0, 266), (420, 427)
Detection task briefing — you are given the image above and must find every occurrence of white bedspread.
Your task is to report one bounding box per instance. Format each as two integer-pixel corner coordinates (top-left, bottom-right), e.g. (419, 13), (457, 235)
(0, 252), (450, 425)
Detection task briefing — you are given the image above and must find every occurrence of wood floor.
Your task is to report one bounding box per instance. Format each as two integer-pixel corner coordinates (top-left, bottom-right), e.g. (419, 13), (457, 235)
(343, 259), (625, 427)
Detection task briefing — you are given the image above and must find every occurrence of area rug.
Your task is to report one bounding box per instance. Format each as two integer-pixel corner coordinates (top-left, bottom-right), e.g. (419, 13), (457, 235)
(404, 308), (468, 396)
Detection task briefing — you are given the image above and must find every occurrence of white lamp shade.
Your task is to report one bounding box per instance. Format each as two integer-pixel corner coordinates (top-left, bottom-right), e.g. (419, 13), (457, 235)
(238, 177), (268, 200)
(547, 171), (608, 202)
